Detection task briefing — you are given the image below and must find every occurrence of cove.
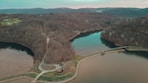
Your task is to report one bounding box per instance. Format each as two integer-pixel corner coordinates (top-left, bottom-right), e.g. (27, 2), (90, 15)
(71, 32), (110, 56)
(71, 31), (148, 83)
(0, 42), (34, 56)
(0, 42), (33, 79)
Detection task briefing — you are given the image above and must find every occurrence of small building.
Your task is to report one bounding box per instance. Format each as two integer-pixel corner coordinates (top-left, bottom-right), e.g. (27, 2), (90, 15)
(101, 51), (105, 56)
(55, 69), (64, 73)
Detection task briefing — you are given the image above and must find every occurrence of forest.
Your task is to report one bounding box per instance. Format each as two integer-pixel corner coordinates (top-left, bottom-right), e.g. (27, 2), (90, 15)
(101, 16), (148, 48)
(0, 12), (147, 63)
(0, 13), (120, 63)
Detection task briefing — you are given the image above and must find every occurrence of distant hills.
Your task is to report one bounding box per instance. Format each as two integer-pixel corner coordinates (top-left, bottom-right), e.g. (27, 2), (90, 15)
(0, 8), (148, 18)
(102, 8), (148, 18)
(0, 8), (91, 14)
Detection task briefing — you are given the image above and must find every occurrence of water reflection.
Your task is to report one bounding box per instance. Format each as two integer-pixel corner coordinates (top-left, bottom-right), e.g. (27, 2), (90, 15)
(123, 51), (148, 59)
(71, 32), (109, 56)
(100, 38), (117, 48)
(0, 42), (34, 78)
(0, 48), (33, 78)
(0, 42), (34, 56)
(100, 34), (148, 59)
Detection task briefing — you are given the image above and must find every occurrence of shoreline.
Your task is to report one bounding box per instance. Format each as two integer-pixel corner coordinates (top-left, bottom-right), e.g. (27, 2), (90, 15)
(0, 30), (103, 83)
(38, 47), (128, 83)
(38, 52), (103, 83)
(69, 29), (103, 42)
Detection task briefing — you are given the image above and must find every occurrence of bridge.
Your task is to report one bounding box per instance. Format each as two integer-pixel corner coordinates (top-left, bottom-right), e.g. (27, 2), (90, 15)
(125, 46), (148, 51)
(101, 46), (148, 55)
(94, 46), (148, 56)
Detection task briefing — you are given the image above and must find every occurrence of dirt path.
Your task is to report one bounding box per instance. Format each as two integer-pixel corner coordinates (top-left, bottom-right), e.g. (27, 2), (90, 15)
(32, 38), (62, 83)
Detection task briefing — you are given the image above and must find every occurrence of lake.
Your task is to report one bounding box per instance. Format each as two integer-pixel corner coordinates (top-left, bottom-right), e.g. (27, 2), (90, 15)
(71, 31), (148, 83)
(0, 42), (33, 79)
(71, 32), (110, 56)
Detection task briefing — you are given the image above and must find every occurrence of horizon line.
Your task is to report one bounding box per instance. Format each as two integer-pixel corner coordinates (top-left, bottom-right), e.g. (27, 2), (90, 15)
(0, 7), (147, 10)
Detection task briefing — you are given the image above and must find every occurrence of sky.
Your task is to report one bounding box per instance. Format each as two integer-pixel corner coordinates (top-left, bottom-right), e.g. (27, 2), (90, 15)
(0, 0), (147, 9)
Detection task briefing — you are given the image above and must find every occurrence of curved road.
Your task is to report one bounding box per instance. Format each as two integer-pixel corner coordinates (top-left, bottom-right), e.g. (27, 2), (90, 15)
(31, 38), (62, 83)
(38, 48), (125, 83)
(32, 39), (128, 83)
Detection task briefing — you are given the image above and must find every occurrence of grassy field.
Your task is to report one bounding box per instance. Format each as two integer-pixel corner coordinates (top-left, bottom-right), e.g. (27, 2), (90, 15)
(0, 18), (22, 26)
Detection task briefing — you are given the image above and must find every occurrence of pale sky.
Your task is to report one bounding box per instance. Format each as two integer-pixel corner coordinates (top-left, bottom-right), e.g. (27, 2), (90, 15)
(0, 0), (147, 9)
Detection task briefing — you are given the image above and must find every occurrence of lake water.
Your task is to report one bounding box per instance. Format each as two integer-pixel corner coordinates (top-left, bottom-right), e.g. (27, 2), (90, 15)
(71, 32), (148, 83)
(71, 32), (110, 56)
(0, 42), (33, 79)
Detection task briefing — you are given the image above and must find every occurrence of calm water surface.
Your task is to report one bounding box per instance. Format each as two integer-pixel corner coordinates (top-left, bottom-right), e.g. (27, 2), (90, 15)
(0, 42), (33, 79)
(72, 32), (109, 56)
(71, 32), (148, 83)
